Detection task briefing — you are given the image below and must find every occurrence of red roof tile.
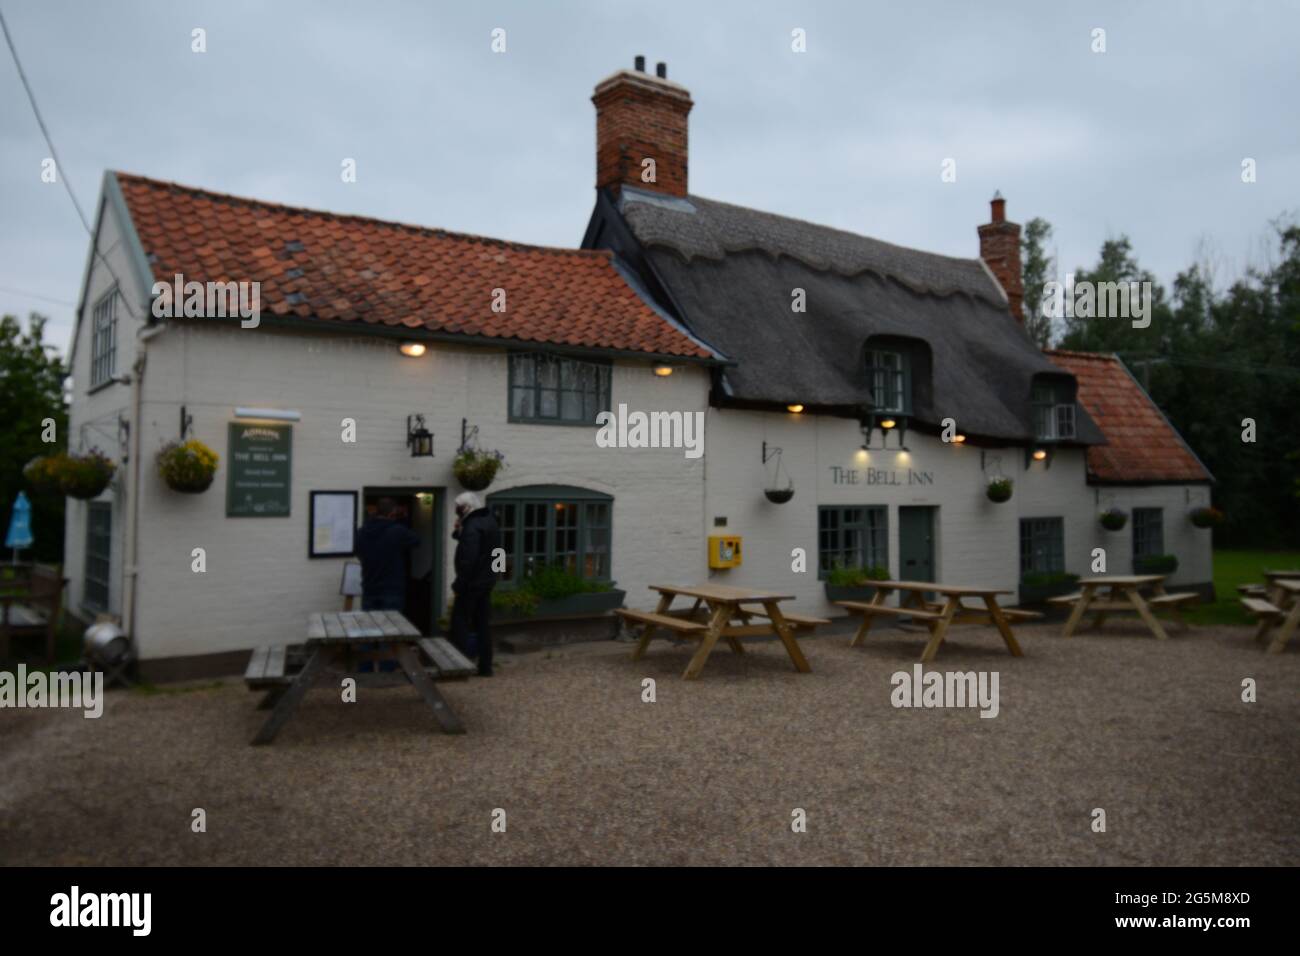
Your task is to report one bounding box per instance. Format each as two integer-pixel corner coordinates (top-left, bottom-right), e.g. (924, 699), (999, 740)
(114, 172), (714, 360)
(1045, 349), (1212, 483)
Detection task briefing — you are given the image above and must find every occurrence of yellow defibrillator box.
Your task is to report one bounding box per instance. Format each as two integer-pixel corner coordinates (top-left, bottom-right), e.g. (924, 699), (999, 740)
(708, 535), (742, 569)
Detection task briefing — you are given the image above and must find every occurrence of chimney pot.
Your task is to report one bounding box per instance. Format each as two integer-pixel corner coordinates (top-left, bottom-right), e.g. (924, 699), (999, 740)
(634, 55), (645, 72)
(656, 62), (667, 79)
(990, 192), (1006, 223)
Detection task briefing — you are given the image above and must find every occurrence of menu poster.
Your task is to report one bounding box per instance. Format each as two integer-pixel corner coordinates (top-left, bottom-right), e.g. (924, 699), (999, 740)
(309, 490), (357, 558)
(227, 423), (292, 517)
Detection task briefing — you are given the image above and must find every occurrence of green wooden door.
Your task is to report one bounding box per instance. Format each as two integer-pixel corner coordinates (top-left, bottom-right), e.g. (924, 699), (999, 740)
(898, 506), (936, 582)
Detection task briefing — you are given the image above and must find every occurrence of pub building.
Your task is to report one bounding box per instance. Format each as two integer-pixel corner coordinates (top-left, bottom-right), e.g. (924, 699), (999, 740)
(60, 61), (1212, 679)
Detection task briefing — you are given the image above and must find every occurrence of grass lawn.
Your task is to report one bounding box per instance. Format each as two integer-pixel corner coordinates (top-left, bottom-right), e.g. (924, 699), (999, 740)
(1184, 548), (1300, 626)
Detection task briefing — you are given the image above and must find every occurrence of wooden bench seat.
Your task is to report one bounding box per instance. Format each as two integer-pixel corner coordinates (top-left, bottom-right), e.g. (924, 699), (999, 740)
(736, 605), (831, 629)
(1237, 584), (1268, 597)
(615, 608), (708, 634)
(835, 601), (943, 622)
(1046, 592), (1084, 606)
(418, 636), (475, 678)
(1241, 597), (1282, 618)
(998, 608), (1045, 622)
(1148, 592), (1199, 607)
(245, 644), (291, 689)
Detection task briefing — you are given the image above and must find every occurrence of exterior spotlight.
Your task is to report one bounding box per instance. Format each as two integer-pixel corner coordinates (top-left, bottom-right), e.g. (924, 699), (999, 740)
(953, 434), (966, 444)
(652, 363), (674, 377)
(880, 418), (897, 430)
(787, 404), (804, 414)
(400, 342), (426, 357)
(1032, 448), (1047, 461)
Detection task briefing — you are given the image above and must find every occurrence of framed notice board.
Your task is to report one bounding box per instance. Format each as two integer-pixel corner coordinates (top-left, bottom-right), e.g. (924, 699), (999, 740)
(226, 422), (293, 517)
(309, 490), (357, 557)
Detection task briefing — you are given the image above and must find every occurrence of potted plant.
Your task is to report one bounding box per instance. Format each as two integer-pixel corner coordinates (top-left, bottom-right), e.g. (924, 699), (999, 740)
(157, 439), (220, 493)
(824, 564), (891, 602)
(1133, 553), (1179, 575)
(764, 485), (794, 504)
(453, 447), (505, 491)
(1019, 571), (1080, 604)
(23, 453), (68, 496)
(490, 564), (626, 622)
(1189, 505), (1224, 529)
(1099, 508), (1129, 531)
(59, 449), (116, 499)
(986, 477), (1013, 503)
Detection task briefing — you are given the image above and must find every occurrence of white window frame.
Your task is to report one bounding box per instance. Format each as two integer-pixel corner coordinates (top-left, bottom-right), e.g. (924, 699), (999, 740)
(90, 288), (118, 388)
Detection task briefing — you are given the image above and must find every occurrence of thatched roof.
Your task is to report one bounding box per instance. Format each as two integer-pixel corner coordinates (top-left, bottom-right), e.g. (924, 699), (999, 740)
(615, 188), (1104, 444)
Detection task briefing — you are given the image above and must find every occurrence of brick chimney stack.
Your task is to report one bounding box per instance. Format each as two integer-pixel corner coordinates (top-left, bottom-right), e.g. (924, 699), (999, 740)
(593, 58), (693, 198)
(978, 192), (1024, 323)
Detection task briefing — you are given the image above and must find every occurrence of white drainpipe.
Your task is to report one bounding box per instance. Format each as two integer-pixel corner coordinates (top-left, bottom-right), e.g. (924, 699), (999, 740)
(122, 323), (166, 644)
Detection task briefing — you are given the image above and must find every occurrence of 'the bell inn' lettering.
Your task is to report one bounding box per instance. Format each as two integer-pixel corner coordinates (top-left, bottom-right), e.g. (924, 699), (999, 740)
(830, 466), (934, 486)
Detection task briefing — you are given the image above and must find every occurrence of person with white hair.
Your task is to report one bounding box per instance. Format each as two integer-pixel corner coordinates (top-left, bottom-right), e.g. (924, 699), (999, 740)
(450, 490), (501, 676)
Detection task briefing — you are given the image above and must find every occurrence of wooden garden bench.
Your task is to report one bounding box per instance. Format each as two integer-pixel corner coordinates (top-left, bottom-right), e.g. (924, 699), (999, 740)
(0, 563), (66, 664)
(736, 604), (831, 629)
(615, 608), (709, 635)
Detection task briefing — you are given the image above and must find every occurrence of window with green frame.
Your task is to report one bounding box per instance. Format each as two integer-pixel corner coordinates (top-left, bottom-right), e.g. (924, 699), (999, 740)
(865, 349), (908, 413)
(818, 506), (888, 577)
(487, 485), (612, 586)
(1031, 380), (1076, 440)
(1019, 517), (1064, 574)
(508, 352), (611, 424)
(1132, 508), (1163, 558)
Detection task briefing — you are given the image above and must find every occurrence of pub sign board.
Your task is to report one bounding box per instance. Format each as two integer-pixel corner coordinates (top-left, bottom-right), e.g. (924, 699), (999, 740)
(227, 422), (292, 516)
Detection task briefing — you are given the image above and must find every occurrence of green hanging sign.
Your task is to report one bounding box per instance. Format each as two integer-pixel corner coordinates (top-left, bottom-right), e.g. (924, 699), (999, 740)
(227, 422), (292, 517)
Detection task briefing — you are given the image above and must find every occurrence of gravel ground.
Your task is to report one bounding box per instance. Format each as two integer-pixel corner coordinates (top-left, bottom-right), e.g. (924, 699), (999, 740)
(2, 621), (1298, 866)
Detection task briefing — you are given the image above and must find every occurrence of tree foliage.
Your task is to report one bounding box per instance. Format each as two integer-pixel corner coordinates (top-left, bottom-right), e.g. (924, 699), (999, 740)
(0, 313), (68, 562)
(1054, 225), (1300, 548)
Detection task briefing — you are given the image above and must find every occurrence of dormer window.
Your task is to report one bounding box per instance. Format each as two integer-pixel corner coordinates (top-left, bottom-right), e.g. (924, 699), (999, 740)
(1032, 382), (1076, 440)
(867, 349), (908, 413)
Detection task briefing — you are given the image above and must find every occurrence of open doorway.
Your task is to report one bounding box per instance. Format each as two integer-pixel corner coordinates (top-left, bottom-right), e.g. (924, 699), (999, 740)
(361, 487), (444, 635)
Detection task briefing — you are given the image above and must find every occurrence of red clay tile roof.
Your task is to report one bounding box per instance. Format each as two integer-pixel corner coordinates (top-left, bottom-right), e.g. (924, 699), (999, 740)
(1045, 349), (1212, 483)
(114, 172), (714, 359)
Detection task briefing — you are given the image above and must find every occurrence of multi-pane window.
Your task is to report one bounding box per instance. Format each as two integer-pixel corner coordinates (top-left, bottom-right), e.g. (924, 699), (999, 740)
(1020, 518), (1065, 575)
(1132, 508), (1164, 558)
(508, 353), (611, 424)
(90, 289), (118, 387)
(818, 506), (888, 577)
(84, 502), (112, 610)
(866, 350), (906, 413)
(488, 487), (613, 586)
(1032, 383), (1077, 440)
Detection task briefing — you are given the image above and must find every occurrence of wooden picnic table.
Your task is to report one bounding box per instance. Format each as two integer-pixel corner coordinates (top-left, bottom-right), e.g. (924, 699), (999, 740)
(245, 610), (474, 745)
(835, 580), (1031, 662)
(1054, 575), (1198, 640)
(617, 583), (826, 680)
(1242, 579), (1300, 654)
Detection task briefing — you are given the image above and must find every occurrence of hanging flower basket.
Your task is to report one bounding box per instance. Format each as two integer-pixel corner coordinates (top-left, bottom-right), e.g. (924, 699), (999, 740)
(1189, 505), (1224, 529)
(23, 453), (68, 496)
(59, 449), (116, 500)
(453, 448), (505, 491)
(157, 439), (220, 493)
(1099, 508), (1129, 531)
(986, 477), (1013, 503)
(764, 486), (794, 504)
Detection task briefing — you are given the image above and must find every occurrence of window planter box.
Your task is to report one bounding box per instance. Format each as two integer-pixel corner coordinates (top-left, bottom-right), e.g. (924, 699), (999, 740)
(1018, 575), (1080, 605)
(491, 588), (626, 623)
(1133, 554), (1178, 576)
(824, 583), (883, 603)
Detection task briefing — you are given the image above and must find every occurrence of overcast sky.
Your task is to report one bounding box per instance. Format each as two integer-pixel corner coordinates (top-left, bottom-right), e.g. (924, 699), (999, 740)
(2, 0), (1296, 353)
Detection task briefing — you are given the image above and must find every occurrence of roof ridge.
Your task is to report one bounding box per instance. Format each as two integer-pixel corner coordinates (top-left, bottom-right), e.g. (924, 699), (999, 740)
(113, 171), (612, 259)
(1045, 348), (1119, 360)
(684, 192), (991, 270)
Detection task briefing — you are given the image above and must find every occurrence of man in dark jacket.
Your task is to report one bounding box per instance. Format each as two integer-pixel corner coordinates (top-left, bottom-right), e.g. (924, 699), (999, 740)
(450, 491), (501, 677)
(355, 497), (421, 611)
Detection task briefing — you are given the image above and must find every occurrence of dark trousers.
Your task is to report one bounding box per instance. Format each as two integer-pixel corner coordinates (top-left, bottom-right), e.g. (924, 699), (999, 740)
(451, 587), (493, 675)
(360, 592), (405, 671)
